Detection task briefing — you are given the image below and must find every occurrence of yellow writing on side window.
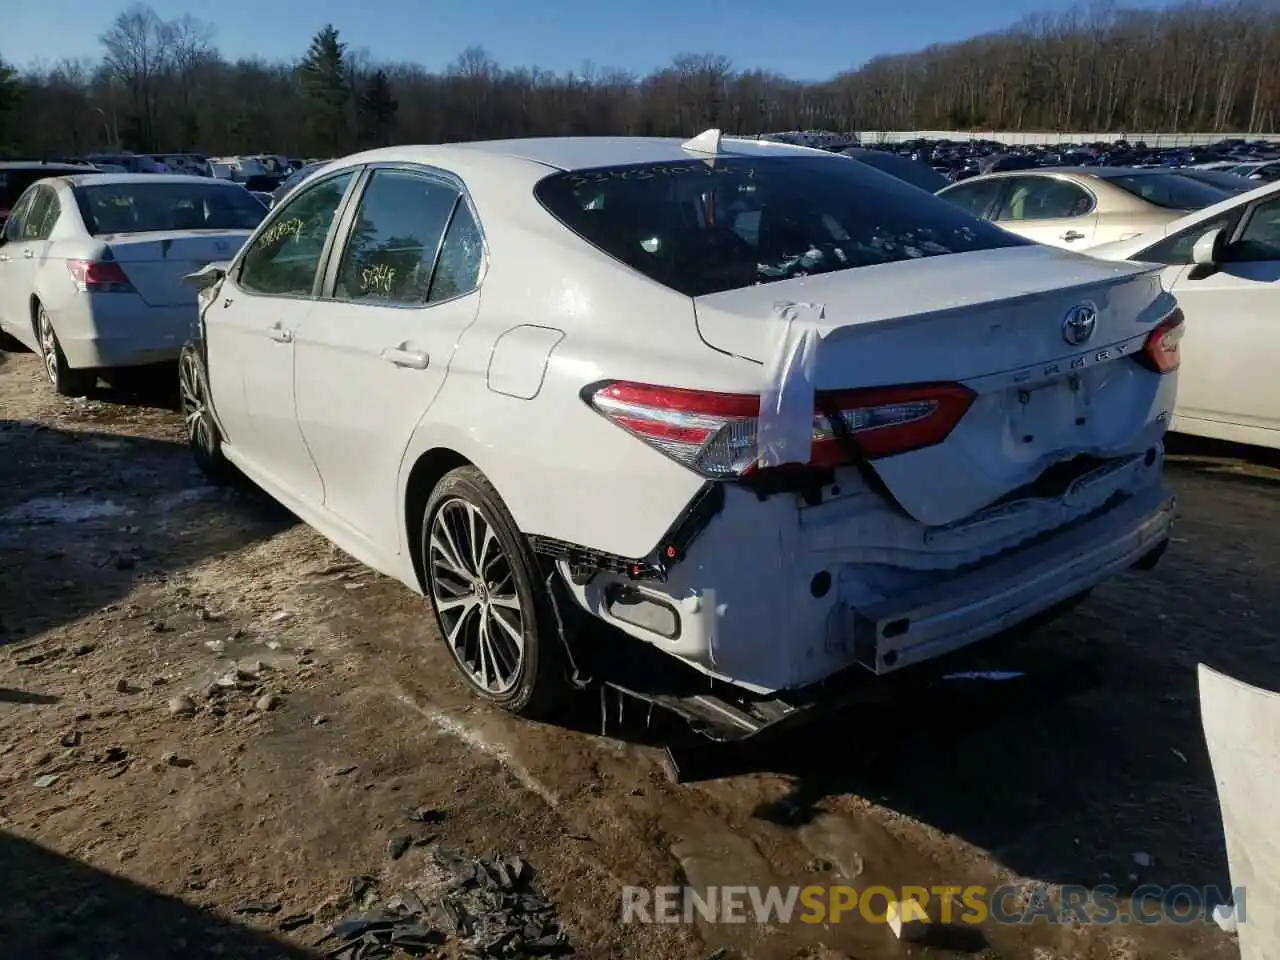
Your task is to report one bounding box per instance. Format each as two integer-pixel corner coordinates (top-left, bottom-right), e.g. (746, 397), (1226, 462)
(260, 217), (304, 247)
(361, 263), (396, 296)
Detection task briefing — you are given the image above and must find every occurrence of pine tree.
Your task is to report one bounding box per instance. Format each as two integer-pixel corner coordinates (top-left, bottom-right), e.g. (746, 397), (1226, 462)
(0, 58), (23, 157)
(299, 25), (350, 154)
(358, 69), (398, 147)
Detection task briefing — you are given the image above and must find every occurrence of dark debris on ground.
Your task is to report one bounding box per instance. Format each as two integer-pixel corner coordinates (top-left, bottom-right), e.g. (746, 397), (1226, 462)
(322, 847), (571, 959)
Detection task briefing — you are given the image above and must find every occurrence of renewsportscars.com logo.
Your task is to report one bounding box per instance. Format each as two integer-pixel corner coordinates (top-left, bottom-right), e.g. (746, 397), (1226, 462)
(621, 884), (1245, 927)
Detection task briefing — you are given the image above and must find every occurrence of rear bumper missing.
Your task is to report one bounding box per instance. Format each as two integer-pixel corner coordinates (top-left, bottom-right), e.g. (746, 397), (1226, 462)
(851, 484), (1176, 675)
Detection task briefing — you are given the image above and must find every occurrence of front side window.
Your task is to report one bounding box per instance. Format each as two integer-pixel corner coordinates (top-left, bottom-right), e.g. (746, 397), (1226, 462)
(1231, 196), (1280, 261)
(1106, 174), (1232, 211)
(74, 181), (267, 236)
(997, 177), (1093, 221)
(335, 169), (459, 306)
(1136, 211), (1241, 266)
(536, 156), (1027, 297)
(239, 171), (355, 297)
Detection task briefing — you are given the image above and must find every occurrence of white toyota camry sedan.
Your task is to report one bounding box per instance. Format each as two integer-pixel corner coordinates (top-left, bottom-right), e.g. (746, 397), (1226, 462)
(179, 133), (1182, 722)
(0, 173), (266, 395)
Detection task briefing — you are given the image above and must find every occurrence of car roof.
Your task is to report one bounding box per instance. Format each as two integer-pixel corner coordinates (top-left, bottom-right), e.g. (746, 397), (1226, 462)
(65, 173), (242, 187)
(340, 135), (829, 174)
(959, 166), (1204, 182)
(0, 161), (92, 172)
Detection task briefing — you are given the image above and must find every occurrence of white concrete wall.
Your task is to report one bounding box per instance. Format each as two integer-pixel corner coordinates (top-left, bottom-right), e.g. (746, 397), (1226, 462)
(856, 130), (1280, 146)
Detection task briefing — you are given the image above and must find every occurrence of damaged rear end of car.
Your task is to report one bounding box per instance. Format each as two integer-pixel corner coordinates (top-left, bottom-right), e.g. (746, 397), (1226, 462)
(530, 149), (1181, 723)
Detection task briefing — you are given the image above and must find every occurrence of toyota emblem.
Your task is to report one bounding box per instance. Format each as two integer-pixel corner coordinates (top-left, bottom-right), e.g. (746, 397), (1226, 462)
(1062, 302), (1098, 346)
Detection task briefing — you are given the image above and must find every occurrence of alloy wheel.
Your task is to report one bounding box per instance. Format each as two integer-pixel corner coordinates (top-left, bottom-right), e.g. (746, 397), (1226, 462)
(428, 498), (525, 694)
(179, 351), (213, 454)
(37, 310), (58, 387)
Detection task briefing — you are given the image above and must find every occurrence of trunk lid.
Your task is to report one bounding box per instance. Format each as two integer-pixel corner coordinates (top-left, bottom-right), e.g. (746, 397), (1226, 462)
(104, 231), (251, 307)
(693, 245), (1176, 527)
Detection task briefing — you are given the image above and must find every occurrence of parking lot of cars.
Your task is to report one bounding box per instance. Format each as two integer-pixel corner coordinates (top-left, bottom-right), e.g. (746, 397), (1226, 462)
(2, 130), (1279, 959)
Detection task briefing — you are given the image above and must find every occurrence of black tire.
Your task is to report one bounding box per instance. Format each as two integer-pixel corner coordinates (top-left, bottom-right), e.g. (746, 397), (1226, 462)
(178, 342), (234, 485)
(35, 302), (95, 397)
(422, 466), (568, 719)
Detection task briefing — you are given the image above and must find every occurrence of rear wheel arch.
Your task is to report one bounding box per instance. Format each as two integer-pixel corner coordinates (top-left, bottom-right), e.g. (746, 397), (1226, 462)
(405, 448), (473, 591)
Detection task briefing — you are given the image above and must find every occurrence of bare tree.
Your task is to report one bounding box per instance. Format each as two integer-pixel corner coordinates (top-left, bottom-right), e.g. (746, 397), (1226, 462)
(99, 3), (175, 150)
(9, 0), (1280, 160)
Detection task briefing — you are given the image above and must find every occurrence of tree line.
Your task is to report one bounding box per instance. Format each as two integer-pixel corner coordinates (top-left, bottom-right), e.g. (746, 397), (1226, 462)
(2, 0), (1280, 159)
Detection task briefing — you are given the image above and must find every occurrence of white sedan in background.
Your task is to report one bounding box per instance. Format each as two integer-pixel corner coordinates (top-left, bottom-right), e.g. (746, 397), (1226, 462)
(0, 173), (266, 395)
(179, 134), (1179, 726)
(936, 167), (1238, 250)
(1089, 180), (1280, 450)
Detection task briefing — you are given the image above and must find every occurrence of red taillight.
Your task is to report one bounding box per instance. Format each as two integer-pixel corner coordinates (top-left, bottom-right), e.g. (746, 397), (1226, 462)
(1135, 308), (1184, 374)
(66, 259), (134, 293)
(586, 380), (975, 478)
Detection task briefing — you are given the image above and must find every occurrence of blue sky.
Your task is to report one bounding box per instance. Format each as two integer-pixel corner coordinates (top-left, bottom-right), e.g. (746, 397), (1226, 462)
(5, 0), (1169, 81)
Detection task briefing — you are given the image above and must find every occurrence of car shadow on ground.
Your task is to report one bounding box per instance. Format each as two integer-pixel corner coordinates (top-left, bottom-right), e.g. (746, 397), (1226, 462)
(0, 831), (314, 959)
(0, 340), (180, 411)
(0, 421), (295, 649)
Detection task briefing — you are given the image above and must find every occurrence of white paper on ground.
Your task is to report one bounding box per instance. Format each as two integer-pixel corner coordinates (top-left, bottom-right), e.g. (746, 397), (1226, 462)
(757, 301), (824, 469)
(1199, 663), (1280, 958)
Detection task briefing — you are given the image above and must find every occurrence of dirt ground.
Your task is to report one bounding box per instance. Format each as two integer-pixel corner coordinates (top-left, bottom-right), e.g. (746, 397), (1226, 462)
(2, 346), (1277, 960)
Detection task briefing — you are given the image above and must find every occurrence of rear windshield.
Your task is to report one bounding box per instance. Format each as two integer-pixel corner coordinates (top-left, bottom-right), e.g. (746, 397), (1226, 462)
(1105, 173), (1233, 210)
(534, 156), (1029, 297)
(74, 181), (267, 235)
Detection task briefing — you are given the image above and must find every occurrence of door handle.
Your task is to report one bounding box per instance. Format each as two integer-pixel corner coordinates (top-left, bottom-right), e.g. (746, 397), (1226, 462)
(266, 325), (293, 343)
(381, 346), (429, 370)
(23, 249), (34, 259)
(0, 254), (9, 262)
(1060, 230), (1086, 242)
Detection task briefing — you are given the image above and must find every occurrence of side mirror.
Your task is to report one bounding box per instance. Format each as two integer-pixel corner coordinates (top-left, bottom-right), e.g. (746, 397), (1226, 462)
(183, 260), (231, 290)
(1190, 227), (1225, 268)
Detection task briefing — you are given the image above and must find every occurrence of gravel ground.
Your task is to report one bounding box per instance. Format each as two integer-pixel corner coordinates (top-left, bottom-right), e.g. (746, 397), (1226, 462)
(2, 347), (1276, 960)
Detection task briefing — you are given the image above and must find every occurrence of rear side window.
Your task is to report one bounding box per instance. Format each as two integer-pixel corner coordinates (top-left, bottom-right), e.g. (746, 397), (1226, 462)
(74, 181), (267, 235)
(334, 169), (459, 306)
(428, 202), (484, 302)
(937, 179), (1004, 219)
(30, 187), (61, 239)
(535, 156), (1027, 297)
(996, 177), (1094, 221)
(1106, 174), (1232, 211)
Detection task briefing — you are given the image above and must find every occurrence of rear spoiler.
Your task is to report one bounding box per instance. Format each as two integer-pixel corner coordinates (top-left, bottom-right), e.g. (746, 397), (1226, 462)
(184, 260), (233, 290)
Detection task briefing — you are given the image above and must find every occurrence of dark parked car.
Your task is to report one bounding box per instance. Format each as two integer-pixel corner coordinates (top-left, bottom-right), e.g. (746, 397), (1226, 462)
(840, 148), (949, 193)
(270, 161), (330, 206)
(0, 161), (96, 231)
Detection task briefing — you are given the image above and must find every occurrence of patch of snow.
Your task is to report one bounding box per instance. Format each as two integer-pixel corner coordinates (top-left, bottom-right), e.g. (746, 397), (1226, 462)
(1, 497), (134, 523)
(943, 671), (1025, 681)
